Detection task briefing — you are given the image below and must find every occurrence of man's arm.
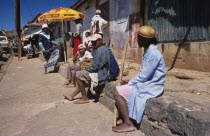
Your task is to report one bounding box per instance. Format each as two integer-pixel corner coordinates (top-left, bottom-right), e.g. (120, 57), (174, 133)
(128, 53), (161, 85)
(38, 35), (45, 51)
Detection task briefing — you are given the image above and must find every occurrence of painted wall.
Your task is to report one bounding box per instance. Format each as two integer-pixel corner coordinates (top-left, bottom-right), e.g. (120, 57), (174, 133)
(109, 0), (141, 62)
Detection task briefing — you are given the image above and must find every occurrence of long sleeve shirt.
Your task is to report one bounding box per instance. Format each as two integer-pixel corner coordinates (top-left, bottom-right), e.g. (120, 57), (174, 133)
(38, 32), (58, 52)
(85, 44), (109, 85)
(127, 45), (166, 123)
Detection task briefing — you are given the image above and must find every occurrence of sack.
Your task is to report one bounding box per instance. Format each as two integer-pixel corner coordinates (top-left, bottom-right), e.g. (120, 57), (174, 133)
(80, 61), (92, 70)
(108, 49), (120, 81)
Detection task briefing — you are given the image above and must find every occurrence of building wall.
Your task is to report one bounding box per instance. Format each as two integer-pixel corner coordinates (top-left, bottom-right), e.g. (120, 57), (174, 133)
(109, 0), (142, 62)
(67, 0), (97, 40)
(147, 0), (210, 42)
(160, 41), (210, 72)
(66, 0), (210, 72)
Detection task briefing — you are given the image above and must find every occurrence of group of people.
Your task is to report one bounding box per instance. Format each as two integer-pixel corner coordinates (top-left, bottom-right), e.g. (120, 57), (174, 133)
(38, 9), (166, 133)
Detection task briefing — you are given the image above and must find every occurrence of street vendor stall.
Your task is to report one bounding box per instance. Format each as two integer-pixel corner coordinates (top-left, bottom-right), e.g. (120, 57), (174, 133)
(38, 7), (85, 62)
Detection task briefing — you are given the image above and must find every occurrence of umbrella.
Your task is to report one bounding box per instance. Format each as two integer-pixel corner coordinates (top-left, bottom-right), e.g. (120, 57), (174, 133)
(38, 8), (85, 62)
(38, 8), (85, 22)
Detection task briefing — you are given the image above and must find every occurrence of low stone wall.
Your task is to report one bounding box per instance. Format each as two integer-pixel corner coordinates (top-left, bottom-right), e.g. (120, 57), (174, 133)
(59, 65), (210, 136)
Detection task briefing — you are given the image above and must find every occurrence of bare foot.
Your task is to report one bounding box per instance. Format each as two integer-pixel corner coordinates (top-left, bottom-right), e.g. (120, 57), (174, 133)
(64, 82), (71, 85)
(117, 119), (123, 125)
(44, 72), (48, 74)
(73, 98), (89, 104)
(112, 123), (135, 133)
(63, 94), (73, 101)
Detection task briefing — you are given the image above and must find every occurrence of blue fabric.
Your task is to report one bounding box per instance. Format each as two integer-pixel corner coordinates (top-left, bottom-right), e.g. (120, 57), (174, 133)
(44, 49), (59, 68)
(85, 44), (109, 85)
(39, 32), (59, 68)
(38, 32), (58, 51)
(127, 45), (166, 123)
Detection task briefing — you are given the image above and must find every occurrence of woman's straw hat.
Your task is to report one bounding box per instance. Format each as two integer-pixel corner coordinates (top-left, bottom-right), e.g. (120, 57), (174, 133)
(137, 26), (156, 38)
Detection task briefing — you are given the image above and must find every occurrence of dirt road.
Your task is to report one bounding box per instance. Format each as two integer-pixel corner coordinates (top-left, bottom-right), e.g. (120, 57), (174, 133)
(0, 57), (144, 136)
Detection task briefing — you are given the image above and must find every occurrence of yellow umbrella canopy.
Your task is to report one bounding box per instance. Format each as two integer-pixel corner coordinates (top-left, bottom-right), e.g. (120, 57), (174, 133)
(38, 7), (85, 22)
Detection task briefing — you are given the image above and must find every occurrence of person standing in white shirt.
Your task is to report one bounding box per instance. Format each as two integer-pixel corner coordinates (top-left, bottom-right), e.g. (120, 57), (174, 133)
(90, 10), (109, 37)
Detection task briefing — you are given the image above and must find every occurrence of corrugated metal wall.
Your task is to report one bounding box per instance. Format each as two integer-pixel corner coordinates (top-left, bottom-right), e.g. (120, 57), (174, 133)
(147, 0), (210, 42)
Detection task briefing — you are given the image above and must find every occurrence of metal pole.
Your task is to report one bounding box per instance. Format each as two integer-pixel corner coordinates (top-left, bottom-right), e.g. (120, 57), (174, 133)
(14, 0), (22, 60)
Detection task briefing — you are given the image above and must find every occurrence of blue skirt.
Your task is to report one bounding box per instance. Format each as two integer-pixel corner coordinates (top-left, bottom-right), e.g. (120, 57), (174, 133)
(43, 49), (59, 68)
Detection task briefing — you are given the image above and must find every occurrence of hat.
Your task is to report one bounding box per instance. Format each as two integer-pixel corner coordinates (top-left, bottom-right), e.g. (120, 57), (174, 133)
(96, 10), (101, 14)
(42, 24), (49, 29)
(137, 26), (155, 38)
(78, 44), (86, 49)
(89, 34), (102, 41)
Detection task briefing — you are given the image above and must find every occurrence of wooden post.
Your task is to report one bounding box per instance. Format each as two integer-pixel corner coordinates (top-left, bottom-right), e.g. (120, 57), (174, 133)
(112, 42), (129, 127)
(62, 19), (67, 62)
(14, 0), (22, 61)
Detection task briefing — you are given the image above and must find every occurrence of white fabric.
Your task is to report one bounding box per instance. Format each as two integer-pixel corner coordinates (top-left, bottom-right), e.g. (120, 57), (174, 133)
(23, 44), (32, 50)
(23, 44), (33, 53)
(89, 34), (102, 41)
(83, 36), (92, 48)
(75, 23), (83, 37)
(78, 51), (93, 61)
(78, 44), (86, 49)
(40, 32), (50, 39)
(89, 73), (98, 95)
(95, 10), (101, 14)
(42, 24), (48, 29)
(91, 15), (108, 34)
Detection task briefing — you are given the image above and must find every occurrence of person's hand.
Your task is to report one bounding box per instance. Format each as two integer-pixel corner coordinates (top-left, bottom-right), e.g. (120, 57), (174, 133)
(84, 58), (90, 62)
(120, 80), (129, 85)
(76, 51), (80, 56)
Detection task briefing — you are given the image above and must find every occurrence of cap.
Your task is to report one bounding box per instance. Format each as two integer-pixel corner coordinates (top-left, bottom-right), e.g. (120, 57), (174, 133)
(137, 26), (156, 38)
(42, 24), (49, 29)
(89, 34), (102, 41)
(78, 44), (86, 49)
(96, 10), (101, 14)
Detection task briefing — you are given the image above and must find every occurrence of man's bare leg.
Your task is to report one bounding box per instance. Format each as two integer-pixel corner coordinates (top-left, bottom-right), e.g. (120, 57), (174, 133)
(112, 87), (135, 132)
(44, 67), (47, 74)
(65, 66), (71, 85)
(63, 87), (80, 101)
(68, 73), (76, 87)
(73, 77), (89, 104)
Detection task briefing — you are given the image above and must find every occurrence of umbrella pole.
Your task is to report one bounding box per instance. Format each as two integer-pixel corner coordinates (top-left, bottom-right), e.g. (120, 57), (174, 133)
(62, 19), (67, 63)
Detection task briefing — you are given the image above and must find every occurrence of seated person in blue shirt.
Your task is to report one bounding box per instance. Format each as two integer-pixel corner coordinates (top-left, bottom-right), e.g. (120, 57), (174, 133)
(64, 34), (109, 104)
(112, 26), (166, 133)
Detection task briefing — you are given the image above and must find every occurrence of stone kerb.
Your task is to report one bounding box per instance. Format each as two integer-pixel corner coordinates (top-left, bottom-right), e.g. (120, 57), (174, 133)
(58, 65), (210, 136)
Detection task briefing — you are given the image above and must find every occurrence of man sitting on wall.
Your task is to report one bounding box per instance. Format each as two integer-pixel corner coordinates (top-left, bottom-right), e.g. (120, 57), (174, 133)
(64, 34), (110, 104)
(112, 26), (166, 133)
